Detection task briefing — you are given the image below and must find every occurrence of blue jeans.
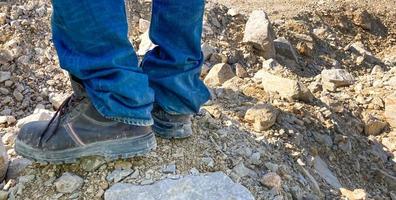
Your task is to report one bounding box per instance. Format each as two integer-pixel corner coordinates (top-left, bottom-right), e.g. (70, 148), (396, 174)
(51, 0), (210, 125)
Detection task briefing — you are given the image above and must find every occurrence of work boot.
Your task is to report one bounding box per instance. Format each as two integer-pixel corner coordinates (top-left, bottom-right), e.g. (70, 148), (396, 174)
(151, 105), (193, 139)
(15, 77), (156, 164)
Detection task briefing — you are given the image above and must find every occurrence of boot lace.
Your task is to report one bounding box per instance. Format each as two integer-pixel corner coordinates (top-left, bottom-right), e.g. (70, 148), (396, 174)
(38, 94), (85, 147)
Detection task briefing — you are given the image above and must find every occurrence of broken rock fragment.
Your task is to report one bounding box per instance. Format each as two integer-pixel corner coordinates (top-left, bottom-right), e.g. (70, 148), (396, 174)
(254, 70), (313, 102)
(244, 103), (279, 131)
(204, 63), (235, 87)
(321, 69), (355, 91)
(243, 10), (276, 59)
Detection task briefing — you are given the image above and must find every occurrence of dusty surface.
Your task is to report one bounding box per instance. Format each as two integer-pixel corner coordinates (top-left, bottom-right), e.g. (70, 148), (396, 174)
(0, 0), (396, 200)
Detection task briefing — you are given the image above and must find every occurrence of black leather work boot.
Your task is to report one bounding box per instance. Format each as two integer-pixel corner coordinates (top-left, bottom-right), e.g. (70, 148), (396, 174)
(15, 77), (156, 164)
(151, 105), (193, 139)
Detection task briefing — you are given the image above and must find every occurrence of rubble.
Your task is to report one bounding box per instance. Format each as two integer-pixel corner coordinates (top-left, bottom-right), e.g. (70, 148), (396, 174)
(204, 63), (235, 86)
(243, 10), (275, 59)
(254, 71), (313, 102)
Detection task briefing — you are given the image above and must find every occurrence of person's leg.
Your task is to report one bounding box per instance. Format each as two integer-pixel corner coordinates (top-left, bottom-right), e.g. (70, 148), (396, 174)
(141, 0), (210, 139)
(15, 0), (157, 163)
(52, 0), (154, 125)
(141, 0), (210, 116)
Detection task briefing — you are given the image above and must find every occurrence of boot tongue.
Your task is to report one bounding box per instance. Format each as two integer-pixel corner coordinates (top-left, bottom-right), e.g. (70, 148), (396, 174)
(70, 75), (87, 98)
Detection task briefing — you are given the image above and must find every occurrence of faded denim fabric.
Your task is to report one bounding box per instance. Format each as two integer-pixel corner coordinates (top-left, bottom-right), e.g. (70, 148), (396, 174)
(51, 0), (210, 125)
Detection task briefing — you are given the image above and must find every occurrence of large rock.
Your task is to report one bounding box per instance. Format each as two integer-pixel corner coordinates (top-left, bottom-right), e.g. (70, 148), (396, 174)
(204, 63), (235, 87)
(385, 93), (396, 128)
(245, 103), (279, 131)
(104, 172), (254, 200)
(321, 69), (355, 91)
(243, 10), (276, 59)
(254, 70), (313, 102)
(274, 37), (298, 62)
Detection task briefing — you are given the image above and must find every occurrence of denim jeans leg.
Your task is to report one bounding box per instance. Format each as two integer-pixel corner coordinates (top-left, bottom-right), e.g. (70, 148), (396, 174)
(51, 0), (154, 125)
(141, 0), (211, 115)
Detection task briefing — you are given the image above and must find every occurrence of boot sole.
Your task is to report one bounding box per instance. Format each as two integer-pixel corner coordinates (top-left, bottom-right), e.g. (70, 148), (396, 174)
(15, 132), (156, 164)
(152, 117), (192, 139)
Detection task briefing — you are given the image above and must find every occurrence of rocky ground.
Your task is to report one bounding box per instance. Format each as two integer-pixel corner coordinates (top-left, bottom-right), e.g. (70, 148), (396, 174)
(1, 0), (396, 199)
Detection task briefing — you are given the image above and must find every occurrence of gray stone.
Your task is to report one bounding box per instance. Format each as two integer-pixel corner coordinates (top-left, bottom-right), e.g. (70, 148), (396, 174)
(106, 169), (134, 183)
(0, 71), (11, 83)
(201, 43), (216, 61)
(274, 37), (298, 62)
(0, 50), (13, 65)
(204, 63), (235, 87)
(201, 157), (215, 168)
(313, 156), (342, 189)
(6, 158), (32, 179)
(162, 163), (176, 174)
(321, 69), (355, 89)
(232, 162), (256, 178)
(80, 156), (106, 172)
(55, 172), (84, 193)
(243, 10), (276, 59)
(347, 42), (379, 64)
(104, 172), (254, 200)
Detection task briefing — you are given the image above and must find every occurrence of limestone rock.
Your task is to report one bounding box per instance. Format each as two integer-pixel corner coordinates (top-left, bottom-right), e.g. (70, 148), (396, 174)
(347, 42), (379, 64)
(385, 93), (396, 128)
(260, 172), (282, 190)
(362, 113), (387, 135)
(274, 37), (298, 62)
(138, 18), (150, 33)
(245, 103), (279, 131)
(16, 108), (54, 128)
(321, 69), (355, 90)
(137, 30), (156, 56)
(340, 188), (368, 200)
(243, 10), (276, 59)
(104, 172), (254, 200)
(204, 63), (235, 87)
(55, 172), (84, 193)
(254, 70), (313, 102)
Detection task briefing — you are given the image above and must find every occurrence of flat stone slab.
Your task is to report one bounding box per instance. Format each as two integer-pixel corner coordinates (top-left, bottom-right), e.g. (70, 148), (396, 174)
(104, 172), (255, 200)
